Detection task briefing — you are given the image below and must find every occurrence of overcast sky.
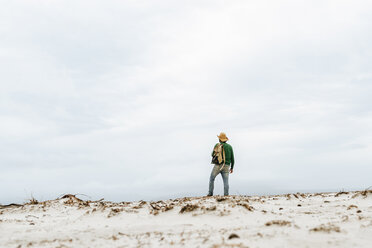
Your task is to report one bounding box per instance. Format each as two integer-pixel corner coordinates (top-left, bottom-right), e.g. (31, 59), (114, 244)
(1, 0), (372, 204)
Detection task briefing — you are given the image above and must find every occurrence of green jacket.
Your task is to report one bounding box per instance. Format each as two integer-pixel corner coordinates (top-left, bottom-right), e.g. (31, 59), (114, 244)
(212, 142), (235, 169)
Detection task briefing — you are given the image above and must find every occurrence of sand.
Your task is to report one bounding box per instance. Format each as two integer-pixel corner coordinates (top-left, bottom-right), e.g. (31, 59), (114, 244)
(1, 190), (372, 247)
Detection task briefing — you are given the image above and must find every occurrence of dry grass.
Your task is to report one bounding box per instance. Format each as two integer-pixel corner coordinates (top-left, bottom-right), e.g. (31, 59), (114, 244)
(310, 223), (341, 233)
(0, 203), (23, 209)
(352, 188), (372, 198)
(216, 197), (228, 202)
(228, 233), (240, 239)
(149, 201), (175, 215)
(206, 206), (217, 211)
(347, 204), (358, 210)
(179, 204), (199, 214)
(132, 200), (147, 209)
(335, 191), (349, 197)
(28, 197), (39, 205)
(59, 194), (93, 208)
(201, 205), (217, 212)
(238, 203), (254, 211)
(265, 220), (291, 226)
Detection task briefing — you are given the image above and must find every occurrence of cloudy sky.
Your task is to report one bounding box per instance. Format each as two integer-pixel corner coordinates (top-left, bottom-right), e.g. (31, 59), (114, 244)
(1, 0), (372, 204)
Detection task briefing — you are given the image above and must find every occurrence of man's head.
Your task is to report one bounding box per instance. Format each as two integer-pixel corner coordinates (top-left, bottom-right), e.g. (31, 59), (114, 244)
(217, 132), (228, 142)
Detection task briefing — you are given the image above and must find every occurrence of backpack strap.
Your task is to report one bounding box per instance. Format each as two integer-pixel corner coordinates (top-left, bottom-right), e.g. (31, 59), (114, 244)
(219, 144), (226, 171)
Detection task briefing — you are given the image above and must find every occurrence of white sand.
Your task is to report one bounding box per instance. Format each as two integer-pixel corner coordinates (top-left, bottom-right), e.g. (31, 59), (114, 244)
(1, 191), (372, 247)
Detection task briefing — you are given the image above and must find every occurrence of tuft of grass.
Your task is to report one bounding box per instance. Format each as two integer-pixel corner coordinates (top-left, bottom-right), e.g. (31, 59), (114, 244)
(28, 196), (39, 205)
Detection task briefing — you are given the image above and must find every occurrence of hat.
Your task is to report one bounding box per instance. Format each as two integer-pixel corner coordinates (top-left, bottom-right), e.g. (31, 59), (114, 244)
(217, 132), (229, 142)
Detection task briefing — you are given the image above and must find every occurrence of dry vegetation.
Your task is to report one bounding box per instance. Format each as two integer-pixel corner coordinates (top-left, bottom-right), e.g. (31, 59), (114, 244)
(310, 223), (341, 233)
(265, 220), (292, 226)
(1, 189), (372, 247)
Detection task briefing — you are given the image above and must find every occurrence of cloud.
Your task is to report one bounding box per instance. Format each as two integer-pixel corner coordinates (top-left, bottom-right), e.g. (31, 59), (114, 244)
(1, 0), (372, 204)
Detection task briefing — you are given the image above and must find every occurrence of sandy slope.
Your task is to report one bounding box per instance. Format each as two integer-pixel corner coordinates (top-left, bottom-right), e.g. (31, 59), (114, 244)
(1, 191), (372, 248)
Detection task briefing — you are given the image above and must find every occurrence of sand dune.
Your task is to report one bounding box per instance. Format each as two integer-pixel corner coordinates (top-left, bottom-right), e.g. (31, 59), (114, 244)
(1, 190), (372, 247)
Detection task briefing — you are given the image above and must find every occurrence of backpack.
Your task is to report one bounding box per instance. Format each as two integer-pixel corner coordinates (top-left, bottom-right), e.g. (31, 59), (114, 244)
(211, 143), (225, 165)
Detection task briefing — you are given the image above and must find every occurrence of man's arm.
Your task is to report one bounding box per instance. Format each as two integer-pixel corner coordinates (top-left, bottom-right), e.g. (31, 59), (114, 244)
(230, 146), (235, 173)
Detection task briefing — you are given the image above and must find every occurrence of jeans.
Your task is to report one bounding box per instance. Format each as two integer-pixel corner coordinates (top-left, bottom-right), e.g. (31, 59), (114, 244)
(208, 164), (230, 196)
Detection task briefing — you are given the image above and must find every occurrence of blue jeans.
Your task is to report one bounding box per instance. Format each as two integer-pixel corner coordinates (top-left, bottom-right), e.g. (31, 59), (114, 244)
(208, 164), (230, 196)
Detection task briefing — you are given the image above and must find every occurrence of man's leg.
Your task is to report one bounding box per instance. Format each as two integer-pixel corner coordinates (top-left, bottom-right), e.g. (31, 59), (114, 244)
(221, 165), (230, 196)
(208, 165), (220, 196)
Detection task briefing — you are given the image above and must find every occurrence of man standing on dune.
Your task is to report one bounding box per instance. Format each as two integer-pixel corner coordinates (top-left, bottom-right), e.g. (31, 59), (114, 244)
(208, 132), (235, 196)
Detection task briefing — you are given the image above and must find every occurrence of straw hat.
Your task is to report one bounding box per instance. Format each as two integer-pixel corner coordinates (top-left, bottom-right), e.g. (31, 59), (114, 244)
(217, 132), (229, 142)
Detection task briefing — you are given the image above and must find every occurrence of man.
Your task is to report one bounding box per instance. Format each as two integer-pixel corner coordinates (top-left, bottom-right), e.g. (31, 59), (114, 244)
(208, 132), (235, 196)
